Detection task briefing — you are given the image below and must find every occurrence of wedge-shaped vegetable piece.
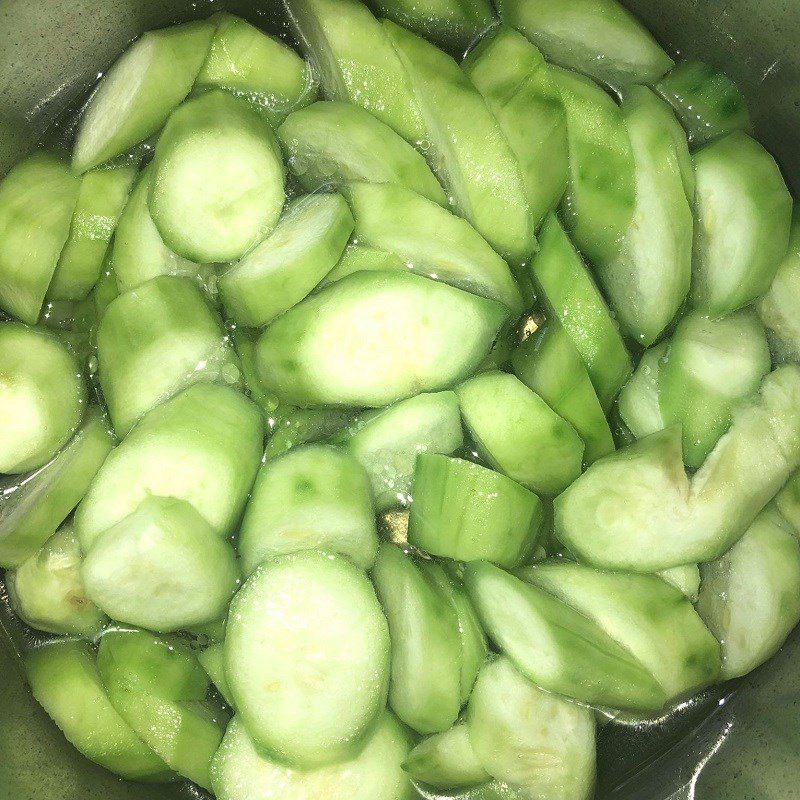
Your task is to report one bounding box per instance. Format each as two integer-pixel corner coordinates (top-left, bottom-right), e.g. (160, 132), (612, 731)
(198, 644), (233, 707)
(464, 561), (666, 710)
(212, 713), (413, 800)
(0, 152), (80, 323)
(616, 343), (667, 441)
(149, 90), (285, 263)
(522, 562), (720, 701)
(0, 407), (113, 568)
(82, 496), (239, 631)
(530, 215), (632, 411)
(596, 87), (693, 345)
(337, 391), (463, 511)
(658, 564), (701, 602)
(409, 456), (543, 567)
(285, 0), (426, 144)
(775, 469), (800, 536)
(238, 444), (377, 575)
(404, 724), (489, 791)
(457, 371), (584, 495)
(463, 25), (568, 230)
(512, 322), (614, 463)
(196, 13), (317, 127)
(691, 132), (792, 315)
(343, 182), (522, 313)
(233, 328), (279, 418)
(264, 405), (357, 459)
(74, 383), (263, 551)
(468, 657), (595, 799)
(549, 67), (635, 266)
(656, 61), (751, 146)
(7, 526), (106, 637)
(226, 552), (389, 766)
(0, 323), (86, 474)
(659, 310), (771, 468)
(112, 165), (208, 293)
(98, 630), (225, 789)
(48, 164), (138, 300)
(72, 21), (215, 172)
(255, 270), (507, 407)
(385, 21), (534, 265)
(758, 207), (800, 365)
(277, 101), (446, 204)
(556, 366), (800, 570)
(372, 543), (462, 734)
(26, 641), (170, 780)
(98, 275), (240, 436)
(498, 0), (672, 89)
(219, 193), (353, 327)
(320, 244), (407, 288)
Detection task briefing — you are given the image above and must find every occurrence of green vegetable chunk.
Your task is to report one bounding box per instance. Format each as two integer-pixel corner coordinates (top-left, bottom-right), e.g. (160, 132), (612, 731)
(198, 644), (233, 707)
(616, 343), (667, 441)
(404, 724), (489, 791)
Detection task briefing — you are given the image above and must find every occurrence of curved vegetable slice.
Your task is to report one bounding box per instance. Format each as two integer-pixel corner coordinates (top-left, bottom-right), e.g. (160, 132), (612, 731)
(264, 405), (357, 460)
(690, 132), (792, 316)
(226, 551), (390, 767)
(775, 468), (800, 536)
(277, 101), (446, 204)
(198, 644), (233, 707)
(0, 152), (80, 323)
(497, 0), (672, 89)
(468, 657), (595, 800)
(237, 444), (378, 575)
(255, 270), (507, 408)
(72, 20), (215, 173)
(321, 244), (407, 288)
(658, 564), (701, 602)
(616, 342), (667, 441)
(404, 724), (489, 791)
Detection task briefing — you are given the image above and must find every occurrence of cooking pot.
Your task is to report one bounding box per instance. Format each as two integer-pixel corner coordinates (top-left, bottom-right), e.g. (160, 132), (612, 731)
(1, 1), (799, 798)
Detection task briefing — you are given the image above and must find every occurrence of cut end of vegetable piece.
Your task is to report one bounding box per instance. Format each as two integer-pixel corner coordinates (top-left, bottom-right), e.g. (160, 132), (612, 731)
(255, 270), (508, 408)
(616, 342), (668, 442)
(72, 20), (216, 173)
(149, 90), (285, 263)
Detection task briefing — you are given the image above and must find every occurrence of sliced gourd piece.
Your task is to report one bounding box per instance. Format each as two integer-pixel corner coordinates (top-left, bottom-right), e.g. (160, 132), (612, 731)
(697, 512), (800, 679)
(616, 342), (667, 441)
(336, 391), (464, 511)
(0, 152), (80, 323)
(371, 543), (462, 734)
(468, 657), (595, 800)
(344, 182), (523, 313)
(409, 455), (544, 567)
(26, 641), (170, 781)
(457, 371), (584, 495)
(238, 444), (377, 575)
(211, 713), (413, 800)
(225, 551), (390, 767)
(497, 0), (672, 89)
(774, 469), (800, 536)
(48, 163), (138, 301)
(198, 644), (233, 707)
(385, 20), (535, 265)
(462, 25), (568, 229)
(98, 629), (225, 789)
(254, 270), (508, 407)
(521, 562), (720, 701)
(277, 101), (446, 204)
(219, 193), (353, 327)
(758, 206), (800, 365)
(320, 244), (407, 288)
(556, 366), (800, 570)
(512, 322), (614, 464)
(232, 327), (279, 418)
(404, 724), (489, 791)
(659, 309), (771, 468)
(0, 323), (86, 474)
(529, 214), (632, 411)
(98, 275), (240, 436)
(463, 561), (666, 711)
(548, 66), (636, 266)
(112, 165), (208, 293)
(656, 61), (751, 147)
(691, 132), (792, 316)
(149, 90), (285, 263)
(72, 20), (216, 173)
(82, 496), (239, 632)
(6, 525), (106, 637)
(284, 0), (427, 144)
(0, 407), (113, 568)
(74, 383), (264, 551)
(596, 86), (693, 345)
(658, 564), (701, 602)
(264, 405), (357, 459)
(195, 13), (317, 127)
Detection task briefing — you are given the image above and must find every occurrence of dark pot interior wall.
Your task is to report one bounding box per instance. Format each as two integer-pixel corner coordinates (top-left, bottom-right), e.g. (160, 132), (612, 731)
(1, 1), (800, 799)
